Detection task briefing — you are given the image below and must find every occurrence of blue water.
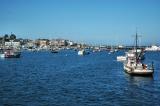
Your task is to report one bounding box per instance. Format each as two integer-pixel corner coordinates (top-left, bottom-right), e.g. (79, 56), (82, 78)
(0, 50), (160, 106)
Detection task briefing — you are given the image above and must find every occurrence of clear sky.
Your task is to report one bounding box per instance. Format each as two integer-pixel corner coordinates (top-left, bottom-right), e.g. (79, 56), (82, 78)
(0, 0), (160, 45)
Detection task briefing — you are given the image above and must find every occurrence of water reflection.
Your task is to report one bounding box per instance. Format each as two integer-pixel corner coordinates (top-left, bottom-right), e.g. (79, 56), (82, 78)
(124, 73), (154, 86)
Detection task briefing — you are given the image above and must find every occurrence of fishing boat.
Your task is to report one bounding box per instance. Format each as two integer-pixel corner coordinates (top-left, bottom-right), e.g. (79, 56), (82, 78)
(124, 58), (154, 76)
(123, 33), (154, 76)
(4, 48), (21, 58)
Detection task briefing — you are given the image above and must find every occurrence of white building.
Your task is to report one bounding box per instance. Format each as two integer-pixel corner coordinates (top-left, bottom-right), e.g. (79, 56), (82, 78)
(5, 41), (21, 48)
(145, 45), (160, 51)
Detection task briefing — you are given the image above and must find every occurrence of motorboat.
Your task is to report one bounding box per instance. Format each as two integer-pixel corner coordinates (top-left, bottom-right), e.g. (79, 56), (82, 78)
(78, 49), (85, 55)
(4, 49), (21, 58)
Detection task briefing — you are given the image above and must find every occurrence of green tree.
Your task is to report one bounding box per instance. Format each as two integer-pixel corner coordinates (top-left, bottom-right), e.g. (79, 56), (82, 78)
(10, 34), (16, 40)
(4, 34), (9, 41)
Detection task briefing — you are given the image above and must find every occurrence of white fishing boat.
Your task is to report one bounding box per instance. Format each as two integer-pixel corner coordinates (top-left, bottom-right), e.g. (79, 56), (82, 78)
(124, 59), (154, 76)
(123, 33), (154, 76)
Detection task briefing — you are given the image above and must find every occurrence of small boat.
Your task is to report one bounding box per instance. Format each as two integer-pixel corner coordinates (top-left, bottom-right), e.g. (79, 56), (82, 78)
(51, 47), (59, 53)
(4, 49), (21, 58)
(78, 49), (85, 55)
(78, 49), (90, 56)
(51, 49), (59, 53)
(117, 56), (126, 61)
(123, 32), (154, 76)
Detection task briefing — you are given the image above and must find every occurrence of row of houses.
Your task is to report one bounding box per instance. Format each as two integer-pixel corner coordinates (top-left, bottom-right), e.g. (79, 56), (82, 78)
(0, 35), (80, 50)
(26, 39), (77, 49)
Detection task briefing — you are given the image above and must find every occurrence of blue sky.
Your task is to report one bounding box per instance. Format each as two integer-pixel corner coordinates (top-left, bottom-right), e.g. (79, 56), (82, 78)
(0, 0), (160, 45)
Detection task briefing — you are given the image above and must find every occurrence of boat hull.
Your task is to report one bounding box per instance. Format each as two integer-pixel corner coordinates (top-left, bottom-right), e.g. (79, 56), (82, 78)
(117, 56), (126, 61)
(51, 50), (58, 53)
(5, 53), (21, 58)
(78, 50), (85, 55)
(124, 65), (154, 76)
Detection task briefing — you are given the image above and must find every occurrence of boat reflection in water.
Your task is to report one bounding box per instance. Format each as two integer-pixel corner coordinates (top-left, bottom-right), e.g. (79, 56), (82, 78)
(125, 73), (153, 85)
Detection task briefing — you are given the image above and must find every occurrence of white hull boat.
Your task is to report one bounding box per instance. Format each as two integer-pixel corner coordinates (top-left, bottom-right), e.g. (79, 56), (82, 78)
(78, 50), (85, 56)
(117, 56), (126, 61)
(124, 62), (154, 76)
(123, 32), (154, 76)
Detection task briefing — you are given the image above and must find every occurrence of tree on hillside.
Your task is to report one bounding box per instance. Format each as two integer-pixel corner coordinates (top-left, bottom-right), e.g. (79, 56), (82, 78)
(4, 34), (9, 41)
(10, 34), (16, 40)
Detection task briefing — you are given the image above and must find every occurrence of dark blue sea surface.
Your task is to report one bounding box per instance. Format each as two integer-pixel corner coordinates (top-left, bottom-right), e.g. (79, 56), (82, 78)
(0, 50), (160, 106)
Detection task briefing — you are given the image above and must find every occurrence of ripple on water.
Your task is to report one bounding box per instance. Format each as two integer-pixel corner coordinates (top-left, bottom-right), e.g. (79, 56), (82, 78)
(0, 51), (160, 106)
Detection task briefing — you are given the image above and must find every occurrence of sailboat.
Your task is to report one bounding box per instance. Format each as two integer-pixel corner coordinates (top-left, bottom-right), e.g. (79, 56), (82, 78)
(123, 33), (154, 76)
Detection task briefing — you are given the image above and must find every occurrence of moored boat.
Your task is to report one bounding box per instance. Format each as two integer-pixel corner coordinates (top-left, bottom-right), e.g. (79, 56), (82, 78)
(51, 49), (59, 53)
(78, 49), (85, 55)
(124, 59), (154, 76)
(4, 49), (21, 58)
(123, 32), (154, 76)
(117, 56), (126, 61)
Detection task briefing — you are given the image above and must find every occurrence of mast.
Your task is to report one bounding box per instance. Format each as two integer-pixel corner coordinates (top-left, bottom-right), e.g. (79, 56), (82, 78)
(136, 32), (138, 66)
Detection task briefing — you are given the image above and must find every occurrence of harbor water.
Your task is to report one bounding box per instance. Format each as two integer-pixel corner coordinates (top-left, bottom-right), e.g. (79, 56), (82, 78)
(0, 50), (160, 106)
